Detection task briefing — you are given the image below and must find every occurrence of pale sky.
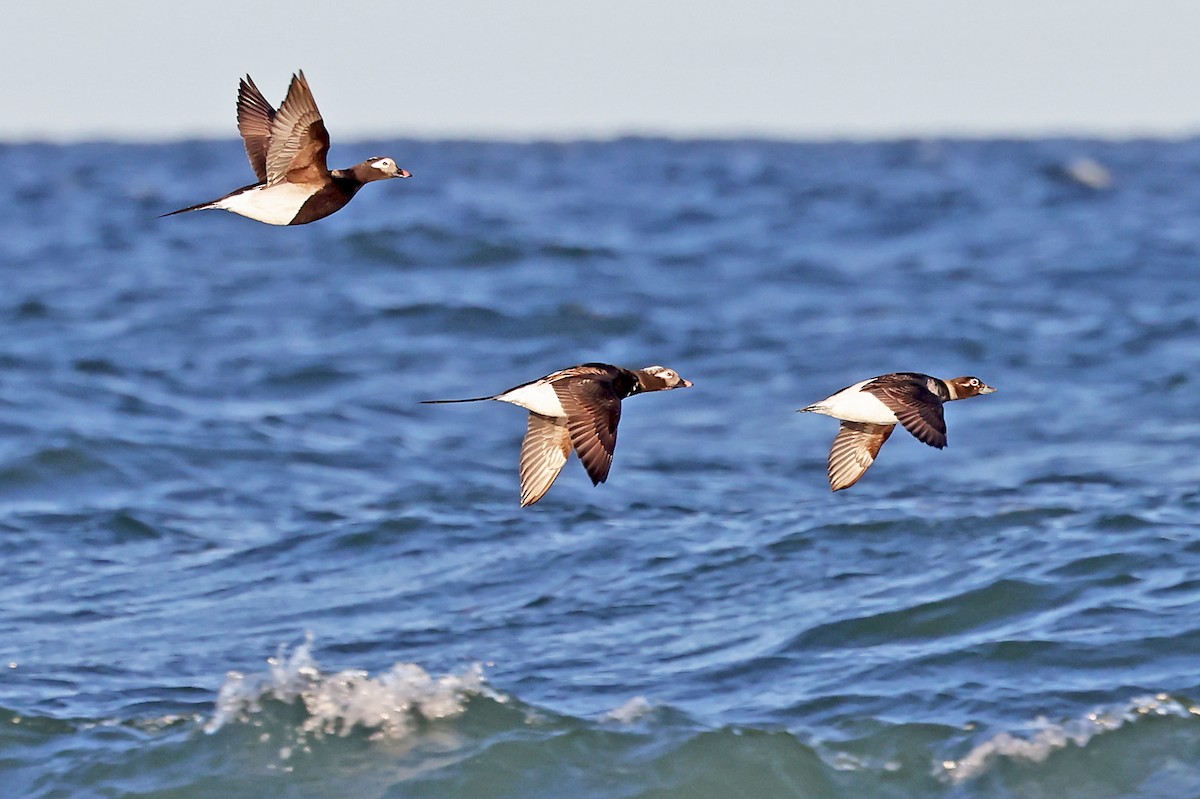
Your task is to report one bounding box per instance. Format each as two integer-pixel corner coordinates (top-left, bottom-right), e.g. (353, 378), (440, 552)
(4, 1), (1198, 141)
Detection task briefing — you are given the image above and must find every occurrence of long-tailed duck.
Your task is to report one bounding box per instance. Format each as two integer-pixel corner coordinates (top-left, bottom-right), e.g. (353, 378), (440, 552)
(162, 71), (410, 225)
(423, 363), (692, 506)
(799, 372), (995, 491)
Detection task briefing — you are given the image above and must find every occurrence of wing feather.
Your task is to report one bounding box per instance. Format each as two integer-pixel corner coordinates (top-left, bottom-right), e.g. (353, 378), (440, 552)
(555, 378), (621, 485)
(828, 422), (895, 491)
(236, 75), (275, 182)
(519, 414), (572, 507)
(865, 377), (947, 448)
(266, 71), (331, 185)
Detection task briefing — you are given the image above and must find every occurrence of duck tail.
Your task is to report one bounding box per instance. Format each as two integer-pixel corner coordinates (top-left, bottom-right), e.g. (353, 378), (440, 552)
(159, 199), (217, 218)
(420, 396), (495, 405)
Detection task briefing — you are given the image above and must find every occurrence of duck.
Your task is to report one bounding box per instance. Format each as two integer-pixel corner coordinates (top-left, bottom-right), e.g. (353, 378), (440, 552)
(161, 71), (411, 225)
(798, 372), (995, 491)
(423, 363), (692, 506)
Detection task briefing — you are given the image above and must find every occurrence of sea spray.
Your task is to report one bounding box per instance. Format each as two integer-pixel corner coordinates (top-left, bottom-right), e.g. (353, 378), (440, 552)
(205, 633), (493, 741)
(940, 693), (1200, 784)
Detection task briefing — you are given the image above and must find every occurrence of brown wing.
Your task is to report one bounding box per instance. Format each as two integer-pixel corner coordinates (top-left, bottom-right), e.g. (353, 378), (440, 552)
(236, 75), (275, 182)
(828, 422), (894, 491)
(554, 377), (622, 486)
(866, 378), (947, 448)
(518, 414), (572, 507)
(538, 363), (620, 385)
(265, 71), (330, 185)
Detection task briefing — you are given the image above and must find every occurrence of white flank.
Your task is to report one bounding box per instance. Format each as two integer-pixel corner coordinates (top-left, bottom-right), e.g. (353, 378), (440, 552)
(496, 382), (567, 417)
(807, 380), (898, 425)
(215, 182), (321, 226)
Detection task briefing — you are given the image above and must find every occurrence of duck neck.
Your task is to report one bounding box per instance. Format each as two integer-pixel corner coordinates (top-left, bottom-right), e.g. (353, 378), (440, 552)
(615, 370), (641, 399)
(329, 169), (366, 197)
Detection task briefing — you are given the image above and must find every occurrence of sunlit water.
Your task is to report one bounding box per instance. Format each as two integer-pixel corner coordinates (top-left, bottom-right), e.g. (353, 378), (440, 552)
(1, 138), (1199, 798)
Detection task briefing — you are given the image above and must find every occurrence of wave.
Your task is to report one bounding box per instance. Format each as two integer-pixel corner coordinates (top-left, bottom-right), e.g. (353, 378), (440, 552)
(340, 225), (617, 268)
(204, 637), (1200, 790)
(204, 633), (496, 743)
(940, 693), (1200, 785)
(5, 648), (1198, 799)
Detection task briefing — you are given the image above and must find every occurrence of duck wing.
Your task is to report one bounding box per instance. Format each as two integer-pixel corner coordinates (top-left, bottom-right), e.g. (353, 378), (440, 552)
(554, 376), (622, 486)
(236, 75), (276, 182)
(266, 71), (331, 185)
(518, 414), (573, 507)
(865, 376), (947, 448)
(828, 422), (894, 491)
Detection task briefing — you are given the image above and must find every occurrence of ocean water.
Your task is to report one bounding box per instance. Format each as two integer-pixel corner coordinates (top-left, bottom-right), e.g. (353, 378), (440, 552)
(1, 136), (1199, 798)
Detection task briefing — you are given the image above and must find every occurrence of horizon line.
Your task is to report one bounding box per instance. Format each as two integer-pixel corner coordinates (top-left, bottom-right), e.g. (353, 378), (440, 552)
(3, 124), (1200, 147)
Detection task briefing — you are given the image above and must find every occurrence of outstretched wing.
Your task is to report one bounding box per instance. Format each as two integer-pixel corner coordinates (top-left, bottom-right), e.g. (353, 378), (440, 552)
(236, 75), (275, 182)
(828, 422), (894, 491)
(519, 414), (573, 506)
(555, 377), (622, 485)
(865, 377), (947, 448)
(265, 71), (331, 185)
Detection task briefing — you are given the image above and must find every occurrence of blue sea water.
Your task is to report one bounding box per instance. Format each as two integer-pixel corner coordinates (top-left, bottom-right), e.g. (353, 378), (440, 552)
(1, 136), (1199, 798)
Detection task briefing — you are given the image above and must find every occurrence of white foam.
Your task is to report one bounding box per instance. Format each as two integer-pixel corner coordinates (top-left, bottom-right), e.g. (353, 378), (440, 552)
(940, 693), (1200, 784)
(1064, 157), (1113, 190)
(205, 633), (493, 741)
(603, 696), (654, 723)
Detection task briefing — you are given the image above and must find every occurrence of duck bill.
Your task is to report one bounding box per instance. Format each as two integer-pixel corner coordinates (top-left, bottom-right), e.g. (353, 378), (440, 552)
(980, 385), (997, 394)
(395, 168), (412, 179)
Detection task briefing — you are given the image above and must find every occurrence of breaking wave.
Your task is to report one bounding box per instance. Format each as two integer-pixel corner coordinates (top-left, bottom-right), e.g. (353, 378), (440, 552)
(205, 634), (496, 743)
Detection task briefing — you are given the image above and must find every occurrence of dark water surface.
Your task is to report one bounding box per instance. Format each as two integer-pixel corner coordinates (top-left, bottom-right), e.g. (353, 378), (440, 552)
(1, 137), (1199, 797)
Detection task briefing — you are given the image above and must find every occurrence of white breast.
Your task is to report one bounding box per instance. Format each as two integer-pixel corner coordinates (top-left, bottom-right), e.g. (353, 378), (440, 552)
(215, 182), (321, 226)
(809, 380), (898, 425)
(495, 381), (567, 417)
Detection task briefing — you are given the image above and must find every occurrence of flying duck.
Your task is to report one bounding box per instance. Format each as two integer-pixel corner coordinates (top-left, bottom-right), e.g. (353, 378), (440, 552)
(423, 363), (692, 506)
(799, 372), (996, 491)
(162, 71), (411, 225)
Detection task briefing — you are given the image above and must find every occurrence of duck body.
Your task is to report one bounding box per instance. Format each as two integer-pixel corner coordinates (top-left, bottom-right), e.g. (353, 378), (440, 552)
(182, 169), (367, 226)
(800, 372), (995, 491)
(161, 71), (410, 226)
(801, 377), (906, 426)
(424, 363), (692, 506)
